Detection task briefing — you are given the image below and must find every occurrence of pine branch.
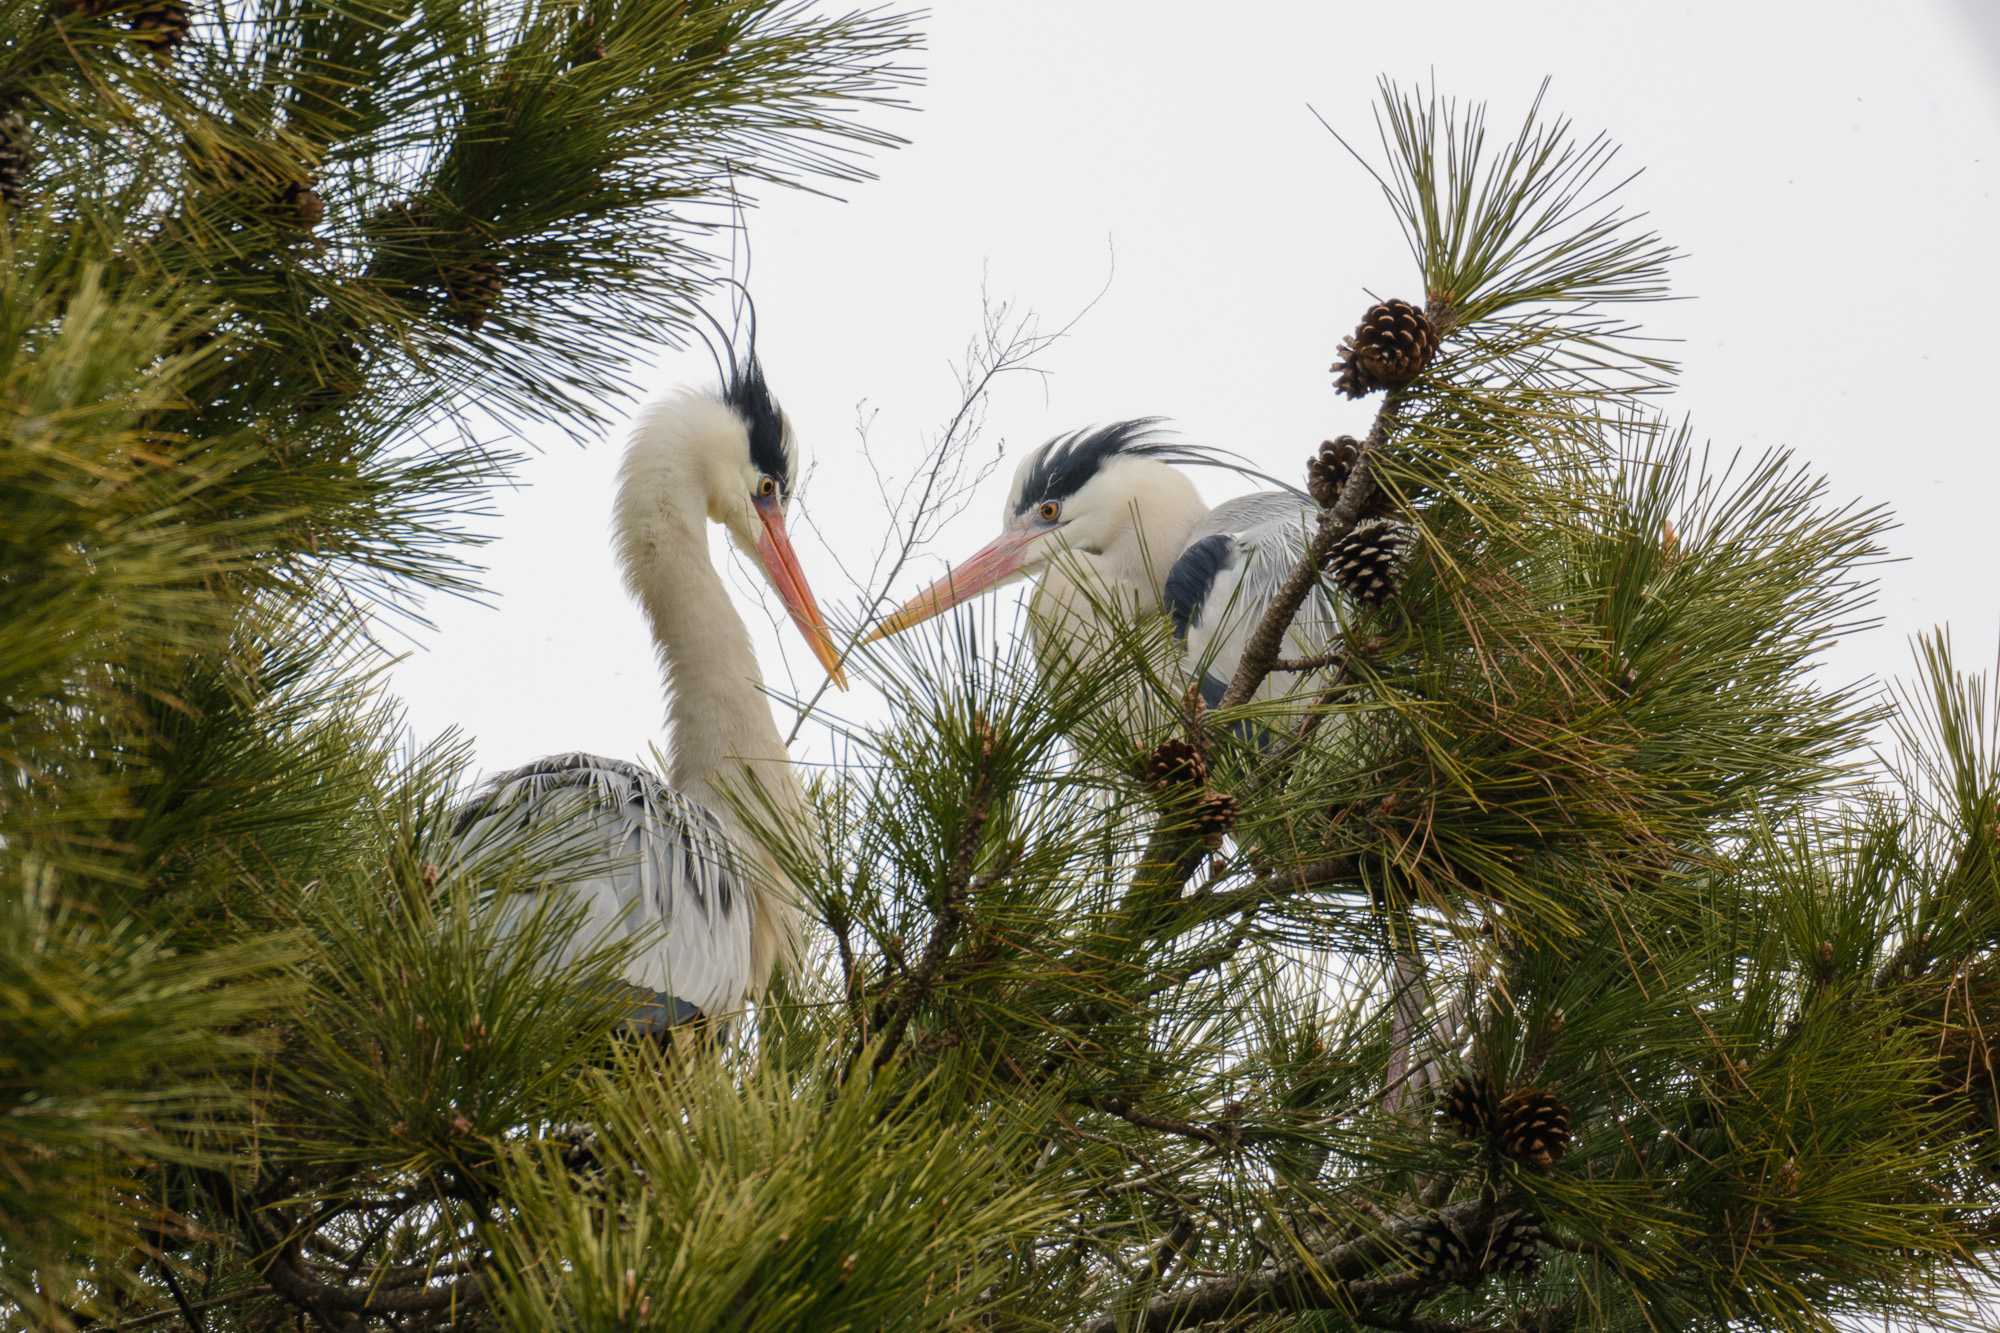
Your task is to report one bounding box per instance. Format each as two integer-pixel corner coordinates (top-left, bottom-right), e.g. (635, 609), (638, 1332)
(1088, 1096), (1222, 1148)
(1270, 650), (1350, 673)
(1215, 390), (1405, 712)
(1080, 1196), (1484, 1333)
(99, 1287), (272, 1332)
(153, 1259), (203, 1332)
(866, 766), (995, 1074)
(192, 1169), (487, 1330)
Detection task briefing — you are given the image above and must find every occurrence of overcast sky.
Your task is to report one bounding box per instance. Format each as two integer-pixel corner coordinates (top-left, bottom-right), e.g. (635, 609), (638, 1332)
(388, 0), (2000, 782)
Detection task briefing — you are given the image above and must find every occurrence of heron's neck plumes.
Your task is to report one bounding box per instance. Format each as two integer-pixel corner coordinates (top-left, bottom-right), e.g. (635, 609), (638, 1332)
(613, 394), (807, 987)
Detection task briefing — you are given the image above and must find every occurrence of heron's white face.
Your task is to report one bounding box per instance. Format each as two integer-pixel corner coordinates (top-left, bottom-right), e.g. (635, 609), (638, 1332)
(709, 411), (795, 548)
(698, 398), (848, 689)
(867, 455), (1199, 642)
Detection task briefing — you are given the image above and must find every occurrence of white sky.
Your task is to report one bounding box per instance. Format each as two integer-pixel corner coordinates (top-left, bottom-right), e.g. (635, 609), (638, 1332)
(389, 0), (2000, 782)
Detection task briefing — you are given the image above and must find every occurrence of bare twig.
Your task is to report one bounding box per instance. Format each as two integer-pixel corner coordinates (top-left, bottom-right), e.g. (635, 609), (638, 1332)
(192, 1170), (486, 1331)
(154, 1259), (204, 1332)
(1270, 651), (1350, 673)
(785, 262), (1115, 744)
(1146, 1214), (1199, 1287)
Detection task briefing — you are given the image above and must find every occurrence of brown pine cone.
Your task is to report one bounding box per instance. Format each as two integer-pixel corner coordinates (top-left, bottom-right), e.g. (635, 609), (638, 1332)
(1496, 1086), (1571, 1169)
(1332, 298), (1439, 398)
(0, 110), (30, 208)
(1325, 518), (1414, 608)
(128, 0), (191, 61)
(1484, 1210), (1544, 1277)
(277, 178), (325, 228)
(1307, 435), (1361, 509)
(1142, 736), (1206, 790)
(443, 260), (503, 331)
(1189, 789), (1239, 842)
(1438, 1073), (1496, 1139)
(1406, 1213), (1475, 1283)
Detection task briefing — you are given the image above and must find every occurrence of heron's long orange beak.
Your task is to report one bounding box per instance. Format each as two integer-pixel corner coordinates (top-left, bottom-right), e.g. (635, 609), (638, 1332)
(863, 527), (1046, 643)
(756, 504), (849, 691)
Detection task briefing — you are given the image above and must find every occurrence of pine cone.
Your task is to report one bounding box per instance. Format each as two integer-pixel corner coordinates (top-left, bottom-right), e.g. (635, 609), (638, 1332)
(1142, 736), (1206, 790)
(128, 0), (191, 60)
(1439, 1074), (1495, 1139)
(1484, 1210), (1544, 1277)
(1406, 1214), (1475, 1283)
(1497, 1087), (1571, 1169)
(1189, 789), (1239, 841)
(1325, 518), (1413, 608)
(1307, 435), (1361, 509)
(443, 260), (502, 331)
(0, 110), (29, 208)
(367, 197), (436, 238)
(277, 178), (325, 229)
(1332, 298), (1438, 398)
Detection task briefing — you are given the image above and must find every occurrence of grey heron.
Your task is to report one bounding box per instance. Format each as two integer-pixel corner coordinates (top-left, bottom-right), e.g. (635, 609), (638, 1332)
(865, 420), (1337, 712)
(450, 350), (845, 1035)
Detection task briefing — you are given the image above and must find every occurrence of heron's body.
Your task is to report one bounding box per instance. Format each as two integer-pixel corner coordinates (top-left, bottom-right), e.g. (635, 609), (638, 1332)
(1164, 489), (1333, 707)
(452, 364), (844, 1033)
(453, 754), (754, 1025)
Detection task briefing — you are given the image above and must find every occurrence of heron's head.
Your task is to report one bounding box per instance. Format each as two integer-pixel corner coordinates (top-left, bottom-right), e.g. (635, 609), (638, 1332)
(670, 352), (847, 688)
(866, 420), (1204, 642)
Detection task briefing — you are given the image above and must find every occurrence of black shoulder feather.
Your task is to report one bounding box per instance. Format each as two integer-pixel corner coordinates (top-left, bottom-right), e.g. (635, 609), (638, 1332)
(1163, 533), (1234, 640)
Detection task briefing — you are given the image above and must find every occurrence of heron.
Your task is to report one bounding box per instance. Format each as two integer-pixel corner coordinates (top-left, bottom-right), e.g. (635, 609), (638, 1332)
(449, 347), (846, 1035)
(864, 420), (1337, 715)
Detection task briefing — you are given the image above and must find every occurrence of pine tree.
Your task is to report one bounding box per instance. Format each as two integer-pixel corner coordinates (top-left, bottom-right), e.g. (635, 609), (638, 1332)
(741, 81), (2000, 1332)
(1, 0), (919, 1326)
(9, 32), (2000, 1333)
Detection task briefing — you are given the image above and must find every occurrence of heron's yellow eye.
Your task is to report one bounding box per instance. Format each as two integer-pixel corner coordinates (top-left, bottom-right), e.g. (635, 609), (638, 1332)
(756, 476), (779, 499)
(1037, 500), (1062, 523)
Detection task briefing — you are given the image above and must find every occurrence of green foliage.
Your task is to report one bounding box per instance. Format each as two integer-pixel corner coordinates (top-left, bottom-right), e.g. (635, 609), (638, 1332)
(0, 882), (294, 1318)
(490, 1046), (1066, 1331)
(9, 41), (2000, 1333)
(2, 0), (920, 1326)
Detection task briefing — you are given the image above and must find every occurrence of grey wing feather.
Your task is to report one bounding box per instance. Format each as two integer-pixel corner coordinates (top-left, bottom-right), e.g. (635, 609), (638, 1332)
(449, 753), (751, 1024)
(1166, 491), (1338, 705)
(1184, 490), (1317, 547)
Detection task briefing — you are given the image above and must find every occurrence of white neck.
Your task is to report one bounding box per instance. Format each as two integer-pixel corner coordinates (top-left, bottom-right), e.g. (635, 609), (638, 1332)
(613, 394), (806, 990)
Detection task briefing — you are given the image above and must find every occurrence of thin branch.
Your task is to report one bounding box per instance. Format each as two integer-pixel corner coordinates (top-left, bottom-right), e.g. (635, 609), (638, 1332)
(1085, 1200), (1491, 1333)
(1088, 1096), (1221, 1148)
(787, 261), (1114, 744)
(1215, 390), (1406, 712)
(1381, 950), (1431, 1114)
(864, 767), (995, 1074)
(104, 1288), (273, 1332)
(1270, 651), (1350, 674)
(154, 1259), (205, 1333)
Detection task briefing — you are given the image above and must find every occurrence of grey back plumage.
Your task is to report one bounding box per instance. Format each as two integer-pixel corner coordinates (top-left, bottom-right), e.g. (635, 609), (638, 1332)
(450, 753), (752, 1030)
(1164, 491), (1335, 706)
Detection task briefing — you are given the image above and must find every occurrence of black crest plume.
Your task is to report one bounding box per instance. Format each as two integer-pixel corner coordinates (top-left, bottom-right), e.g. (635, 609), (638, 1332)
(1013, 419), (1309, 515)
(692, 274), (790, 493)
